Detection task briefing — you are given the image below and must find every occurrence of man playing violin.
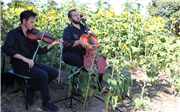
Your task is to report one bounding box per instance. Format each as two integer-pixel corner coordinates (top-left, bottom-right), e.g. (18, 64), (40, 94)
(63, 9), (105, 95)
(3, 10), (62, 112)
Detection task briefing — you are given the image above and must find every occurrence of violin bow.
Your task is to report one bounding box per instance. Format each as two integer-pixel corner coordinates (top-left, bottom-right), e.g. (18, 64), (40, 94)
(90, 38), (121, 46)
(28, 23), (49, 72)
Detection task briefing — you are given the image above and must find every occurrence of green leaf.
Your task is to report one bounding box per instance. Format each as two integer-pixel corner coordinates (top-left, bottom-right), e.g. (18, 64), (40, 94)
(170, 69), (174, 74)
(45, 62), (52, 66)
(112, 96), (118, 107)
(93, 77), (98, 83)
(138, 82), (142, 87)
(152, 72), (158, 77)
(150, 64), (156, 69)
(153, 80), (158, 85)
(66, 72), (71, 77)
(95, 73), (99, 79)
(87, 68), (94, 75)
(159, 52), (166, 56)
(133, 93), (140, 99)
(145, 96), (150, 103)
(99, 87), (106, 94)
(75, 77), (80, 84)
(127, 89), (131, 96)
(124, 65), (130, 70)
(107, 79), (117, 89)
(172, 75), (177, 82)
(118, 95), (122, 103)
(89, 89), (94, 97)
(139, 59), (146, 65)
(103, 73), (110, 80)
(131, 46), (140, 53)
(146, 71), (151, 78)
(134, 98), (144, 107)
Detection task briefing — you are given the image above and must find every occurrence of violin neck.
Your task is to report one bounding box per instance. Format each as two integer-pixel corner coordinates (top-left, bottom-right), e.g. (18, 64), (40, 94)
(44, 34), (57, 40)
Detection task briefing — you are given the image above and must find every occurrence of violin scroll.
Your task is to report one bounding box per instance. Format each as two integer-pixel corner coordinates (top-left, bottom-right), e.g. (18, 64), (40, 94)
(63, 41), (70, 47)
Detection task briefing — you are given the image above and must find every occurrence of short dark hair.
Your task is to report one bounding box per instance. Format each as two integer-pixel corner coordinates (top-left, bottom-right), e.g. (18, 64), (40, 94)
(20, 10), (37, 24)
(68, 9), (77, 18)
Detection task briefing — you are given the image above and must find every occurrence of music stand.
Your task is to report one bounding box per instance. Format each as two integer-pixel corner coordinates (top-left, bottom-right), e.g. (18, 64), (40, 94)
(54, 66), (84, 108)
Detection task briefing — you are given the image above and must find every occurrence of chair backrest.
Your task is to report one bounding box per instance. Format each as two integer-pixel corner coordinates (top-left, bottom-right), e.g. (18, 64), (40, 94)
(1, 45), (6, 73)
(1, 45), (21, 86)
(58, 43), (64, 83)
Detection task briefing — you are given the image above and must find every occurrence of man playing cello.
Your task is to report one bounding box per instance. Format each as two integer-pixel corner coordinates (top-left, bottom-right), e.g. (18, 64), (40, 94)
(62, 9), (106, 95)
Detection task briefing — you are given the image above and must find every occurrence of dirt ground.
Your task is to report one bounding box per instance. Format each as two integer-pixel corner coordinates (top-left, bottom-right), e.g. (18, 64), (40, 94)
(1, 67), (180, 112)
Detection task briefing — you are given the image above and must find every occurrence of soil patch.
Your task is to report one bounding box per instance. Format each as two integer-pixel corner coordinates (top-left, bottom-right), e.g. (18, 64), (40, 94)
(1, 68), (180, 112)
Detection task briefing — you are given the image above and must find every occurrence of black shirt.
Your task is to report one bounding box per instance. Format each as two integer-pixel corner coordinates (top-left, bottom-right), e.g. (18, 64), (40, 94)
(63, 23), (88, 55)
(3, 26), (49, 68)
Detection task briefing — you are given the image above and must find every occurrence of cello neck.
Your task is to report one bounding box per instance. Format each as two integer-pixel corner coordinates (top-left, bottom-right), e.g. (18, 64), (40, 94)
(82, 19), (95, 45)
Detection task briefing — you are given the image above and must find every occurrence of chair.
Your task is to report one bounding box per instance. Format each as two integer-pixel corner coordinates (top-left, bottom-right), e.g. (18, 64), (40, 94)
(57, 43), (64, 83)
(1, 45), (36, 109)
(56, 43), (83, 108)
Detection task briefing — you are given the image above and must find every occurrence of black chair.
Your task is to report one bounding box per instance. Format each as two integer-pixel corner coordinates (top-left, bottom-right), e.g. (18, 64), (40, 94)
(1, 45), (36, 109)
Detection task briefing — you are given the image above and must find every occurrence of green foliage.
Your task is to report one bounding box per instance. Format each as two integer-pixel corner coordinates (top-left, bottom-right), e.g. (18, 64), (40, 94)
(131, 80), (151, 112)
(172, 74), (180, 95)
(0, 0), (3, 17)
(146, 64), (159, 78)
(7, 0), (34, 9)
(1, 0), (180, 111)
(147, 0), (180, 18)
(131, 96), (150, 112)
(1, 2), (14, 42)
(147, 0), (180, 36)
(79, 54), (101, 109)
(45, 0), (59, 10)
(102, 55), (133, 111)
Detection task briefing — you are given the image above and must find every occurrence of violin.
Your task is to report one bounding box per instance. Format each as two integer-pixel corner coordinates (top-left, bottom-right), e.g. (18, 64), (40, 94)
(79, 14), (107, 75)
(27, 28), (70, 46)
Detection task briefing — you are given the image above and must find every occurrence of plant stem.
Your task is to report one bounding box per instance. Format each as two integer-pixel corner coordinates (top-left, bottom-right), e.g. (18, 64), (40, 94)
(140, 80), (146, 100)
(83, 55), (95, 109)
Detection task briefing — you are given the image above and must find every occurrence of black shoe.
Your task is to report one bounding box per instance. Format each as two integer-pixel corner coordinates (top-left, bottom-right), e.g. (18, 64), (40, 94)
(73, 91), (82, 96)
(27, 87), (36, 106)
(41, 102), (59, 112)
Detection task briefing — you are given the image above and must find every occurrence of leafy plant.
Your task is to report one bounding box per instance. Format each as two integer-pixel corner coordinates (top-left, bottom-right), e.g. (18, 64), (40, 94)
(101, 53), (133, 111)
(131, 79), (151, 112)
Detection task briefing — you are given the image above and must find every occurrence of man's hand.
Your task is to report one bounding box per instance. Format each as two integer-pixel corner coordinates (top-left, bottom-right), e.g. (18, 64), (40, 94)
(79, 40), (90, 48)
(47, 39), (64, 50)
(23, 58), (34, 68)
(52, 39), (64, 45)
(88, 30), (96, 36)
(13, 54), (34, 69)
(72, 40), (90, 48)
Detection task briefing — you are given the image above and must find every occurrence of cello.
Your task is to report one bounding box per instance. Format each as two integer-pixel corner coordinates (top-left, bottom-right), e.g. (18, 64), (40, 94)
(79, 14), (107, 90)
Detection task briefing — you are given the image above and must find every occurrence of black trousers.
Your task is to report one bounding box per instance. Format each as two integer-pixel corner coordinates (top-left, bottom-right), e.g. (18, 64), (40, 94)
(62, 52), (103, 83)
(62, 52), (83, 68)
(13, 62), (58, 103)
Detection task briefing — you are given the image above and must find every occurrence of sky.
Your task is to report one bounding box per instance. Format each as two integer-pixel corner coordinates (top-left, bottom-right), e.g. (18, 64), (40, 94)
(2, 0), (152, 15)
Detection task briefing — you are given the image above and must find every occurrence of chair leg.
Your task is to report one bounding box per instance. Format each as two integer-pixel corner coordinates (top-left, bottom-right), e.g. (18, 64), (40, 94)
(24, 79), (29, 109)
(97, 80), (103, 91)
(98, 75), (103, 91)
